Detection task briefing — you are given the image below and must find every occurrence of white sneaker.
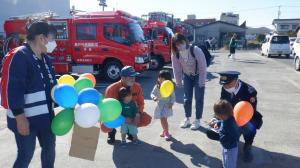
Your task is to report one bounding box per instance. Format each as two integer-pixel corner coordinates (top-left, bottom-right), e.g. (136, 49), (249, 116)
(180, 118), (191, 128)
(190, 120), (200, 130)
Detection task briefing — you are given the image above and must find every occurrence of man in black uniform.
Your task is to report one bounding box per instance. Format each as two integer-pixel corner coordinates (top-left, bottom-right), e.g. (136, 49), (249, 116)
(207, 71), (263, 162)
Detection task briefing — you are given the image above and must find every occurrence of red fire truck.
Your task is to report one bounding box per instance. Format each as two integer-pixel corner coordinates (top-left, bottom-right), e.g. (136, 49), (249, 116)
(3, 10), (150, 81)
(142, 12), (175, 70)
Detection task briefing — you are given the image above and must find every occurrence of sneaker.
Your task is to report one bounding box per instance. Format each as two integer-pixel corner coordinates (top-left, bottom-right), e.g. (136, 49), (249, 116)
(180, 118), (191, 128)
(190, 120), (201, 130)
(107, 129), (116, 144)
(164, 131), (172, 141)
(133, 139), (141, 145)
(120, 140), (126, 147)
(160, 131), (165, 137)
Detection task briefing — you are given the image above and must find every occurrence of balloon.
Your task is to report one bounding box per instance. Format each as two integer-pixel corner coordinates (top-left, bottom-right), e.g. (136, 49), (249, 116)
(74, 77), (94, 93)
(51, 85), (58, 103)
(160, 80), (174, 98)
(54, 84), (78, 108)
(100, 122), (113, 133)
(51, 109), (74, 136)
(104, 115), (125, 128)
(233, 101), (254, 127)
(78, 88), (100, 105)
(75, 103), (100, 128)
(99, 98), (122, 122)
(80, 73), (96, 87)
(58, 74), (75, 86)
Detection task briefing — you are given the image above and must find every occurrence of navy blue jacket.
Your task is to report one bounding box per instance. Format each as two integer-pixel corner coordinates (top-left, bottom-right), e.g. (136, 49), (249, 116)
(219, 116), (240, 149)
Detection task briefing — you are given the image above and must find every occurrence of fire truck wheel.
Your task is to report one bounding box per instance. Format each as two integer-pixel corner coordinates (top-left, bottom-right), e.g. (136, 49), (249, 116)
(150, 56), (163, 70)
(104, 61), (122, 82)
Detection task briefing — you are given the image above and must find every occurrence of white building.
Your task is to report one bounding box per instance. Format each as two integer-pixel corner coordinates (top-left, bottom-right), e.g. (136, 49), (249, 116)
(187, 15), (196, 20)
(272, 19), (300, 34)
(0, 0), (70, 33)
(220, 12), (239, 25)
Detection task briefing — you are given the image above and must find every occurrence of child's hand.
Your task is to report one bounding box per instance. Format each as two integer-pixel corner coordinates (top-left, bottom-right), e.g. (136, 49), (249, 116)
(133, 113), (141, 126)
(153, 97), (158, 102)
(213, 123), (219, 129)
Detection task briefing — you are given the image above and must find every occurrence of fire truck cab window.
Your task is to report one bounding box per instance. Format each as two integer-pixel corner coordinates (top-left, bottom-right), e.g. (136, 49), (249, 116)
(76, 24), (97, 40)
(103, 23), (131, 45)
(51, 21), (68, 40)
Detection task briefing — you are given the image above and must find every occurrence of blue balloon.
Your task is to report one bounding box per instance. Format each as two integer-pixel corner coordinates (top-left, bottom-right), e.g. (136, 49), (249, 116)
(54, 84), (78, 108)
(104, 115), (125, 128)
(78, 88), (101, 105)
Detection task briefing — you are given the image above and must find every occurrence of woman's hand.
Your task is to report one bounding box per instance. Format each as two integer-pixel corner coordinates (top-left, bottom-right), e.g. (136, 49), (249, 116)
(16, 114), (30, 136)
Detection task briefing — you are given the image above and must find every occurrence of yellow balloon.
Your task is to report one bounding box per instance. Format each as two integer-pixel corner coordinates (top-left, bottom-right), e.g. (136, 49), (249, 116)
(160, 80), (174, 98)
(58, 75), (75, 86)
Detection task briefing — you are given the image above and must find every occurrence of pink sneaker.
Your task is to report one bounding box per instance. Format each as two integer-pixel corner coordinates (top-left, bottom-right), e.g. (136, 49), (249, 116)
(164, 131), (172, 140)
(160, 131), (165, 137)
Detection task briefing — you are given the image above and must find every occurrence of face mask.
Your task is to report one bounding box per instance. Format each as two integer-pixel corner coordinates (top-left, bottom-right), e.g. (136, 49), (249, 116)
(46, 41), (57, 53)
(224, 80), (238, 93)
(178, 43), (187, 51)
(225, 87), (236, 94)
(125, 80), (134, 87)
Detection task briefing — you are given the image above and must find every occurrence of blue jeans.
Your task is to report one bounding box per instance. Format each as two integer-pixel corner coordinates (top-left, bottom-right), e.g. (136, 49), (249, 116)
(222, 147), (238, 168)
(183, 74), (205, 119)
(240, 121), (257, 144)
(13, 128), (56, 168)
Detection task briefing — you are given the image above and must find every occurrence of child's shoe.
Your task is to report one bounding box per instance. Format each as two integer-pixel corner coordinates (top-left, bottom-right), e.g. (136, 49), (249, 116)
(133, 139), (141, 145)
(164, 131), (172, 141)
(121, 140), (126, 148)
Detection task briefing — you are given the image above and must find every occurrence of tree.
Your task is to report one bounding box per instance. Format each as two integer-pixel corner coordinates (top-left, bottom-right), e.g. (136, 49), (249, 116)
(256, 34), (266, 42)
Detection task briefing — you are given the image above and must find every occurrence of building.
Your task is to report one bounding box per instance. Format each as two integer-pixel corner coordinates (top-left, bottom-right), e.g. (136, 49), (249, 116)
(187, 15), (196, 20)
(246, 27), (272, 40)
(220, 12), (239, 25)
(272, 19), (300, 34)
(0, 0), (70, 33)
(195, 21), (246, 48)
(184, 18), (216, 27)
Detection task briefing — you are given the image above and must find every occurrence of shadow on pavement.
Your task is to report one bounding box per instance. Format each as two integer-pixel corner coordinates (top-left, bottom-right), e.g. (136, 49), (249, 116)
(112, 140), (188, 168)
(236, 59), (266, 64)
(170, 138), (222, 167)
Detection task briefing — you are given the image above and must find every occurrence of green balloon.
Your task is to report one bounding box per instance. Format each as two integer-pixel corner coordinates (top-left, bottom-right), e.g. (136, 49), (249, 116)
(74, 77), (93, 93)
(51, 109), (74, 136)
(99, 98), (122, 122)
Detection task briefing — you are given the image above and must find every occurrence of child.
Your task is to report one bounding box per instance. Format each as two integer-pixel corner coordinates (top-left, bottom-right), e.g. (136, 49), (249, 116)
(118, 87), (141, 147)
(151, 70), (175, 140)
(207, 100), (240, 168)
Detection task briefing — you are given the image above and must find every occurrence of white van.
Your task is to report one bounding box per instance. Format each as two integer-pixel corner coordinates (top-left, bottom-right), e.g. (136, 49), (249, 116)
(292, 37), (300, 71)
(261, 35), (291, 58)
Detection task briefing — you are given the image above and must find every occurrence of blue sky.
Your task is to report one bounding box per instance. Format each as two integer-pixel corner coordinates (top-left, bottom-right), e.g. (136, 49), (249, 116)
(70, 0), (300, 28)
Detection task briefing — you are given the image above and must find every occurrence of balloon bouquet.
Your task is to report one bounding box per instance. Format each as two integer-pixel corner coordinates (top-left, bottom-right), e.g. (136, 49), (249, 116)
(51, 73), (124, 136)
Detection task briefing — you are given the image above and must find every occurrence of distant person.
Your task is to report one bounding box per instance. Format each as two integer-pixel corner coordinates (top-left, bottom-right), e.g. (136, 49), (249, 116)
(211, 37), (217, 51)
(118, 87), (141, 147)
(228, 34), (237, 60)
(205, 38), (211, 50)
(151, 70), (175, 140)
(171, 33), (207, 130)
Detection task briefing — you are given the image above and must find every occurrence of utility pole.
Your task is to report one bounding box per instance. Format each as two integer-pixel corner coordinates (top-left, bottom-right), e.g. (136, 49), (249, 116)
(277, 5), (281, 19)
(98, 0), (107, 11)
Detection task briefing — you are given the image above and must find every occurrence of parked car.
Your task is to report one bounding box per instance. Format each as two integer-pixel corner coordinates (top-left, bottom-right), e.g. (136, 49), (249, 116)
(292, 37), (300, 71)
(261, 35), (291, 58)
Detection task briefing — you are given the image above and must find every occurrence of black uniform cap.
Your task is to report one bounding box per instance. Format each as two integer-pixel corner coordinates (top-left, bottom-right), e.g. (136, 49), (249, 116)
(218, 71), (240, 85)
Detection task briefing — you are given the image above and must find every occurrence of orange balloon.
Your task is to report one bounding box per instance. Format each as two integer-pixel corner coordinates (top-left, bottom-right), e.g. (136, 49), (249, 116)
(100, 122), (113, 133)
(81, 73), (96, 87)
(233, 101), (254, 127)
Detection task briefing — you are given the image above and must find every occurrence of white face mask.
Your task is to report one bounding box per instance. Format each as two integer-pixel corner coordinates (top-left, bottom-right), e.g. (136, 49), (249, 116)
(46, 41), (57, 53)
(224, 81), (238, 94)
(178, 43), (187, 51)
(225, 87), (236, 94)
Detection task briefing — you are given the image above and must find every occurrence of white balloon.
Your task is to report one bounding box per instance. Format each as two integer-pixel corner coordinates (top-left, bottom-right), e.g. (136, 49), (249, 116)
(75, 103), (100, 128)
(51, 85), (58, 103)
